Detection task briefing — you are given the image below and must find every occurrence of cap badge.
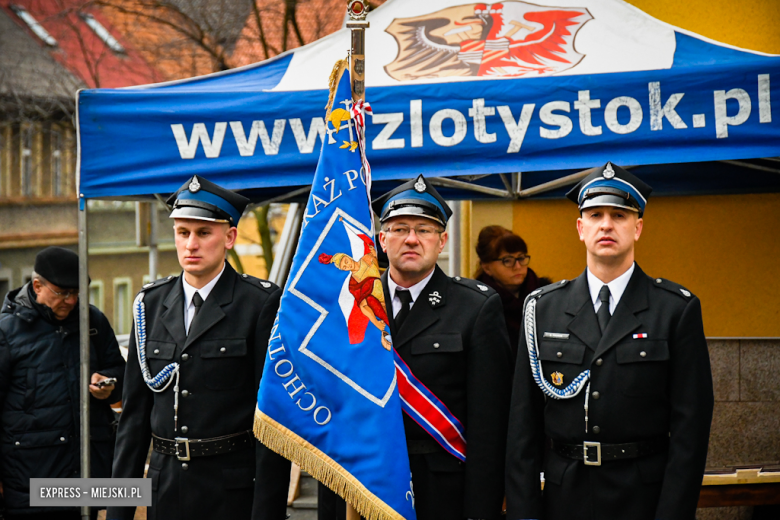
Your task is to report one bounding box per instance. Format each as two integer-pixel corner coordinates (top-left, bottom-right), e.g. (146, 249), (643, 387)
(603, 163), (615, 179)
(551, 372), (564, 386)
(414, 177), (426, 193)
(188, 176), (201, 193)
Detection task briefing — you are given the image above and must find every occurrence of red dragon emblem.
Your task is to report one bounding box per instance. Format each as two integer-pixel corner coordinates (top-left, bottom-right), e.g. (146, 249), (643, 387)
(385, 1), (592, 80)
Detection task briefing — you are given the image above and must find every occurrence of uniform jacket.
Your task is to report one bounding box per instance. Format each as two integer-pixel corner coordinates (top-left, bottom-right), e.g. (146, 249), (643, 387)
(107, 263), (290, 520)
(383, 266), (512, 520)
(0, 284), (124, 515)
(506, 265), (714, 520)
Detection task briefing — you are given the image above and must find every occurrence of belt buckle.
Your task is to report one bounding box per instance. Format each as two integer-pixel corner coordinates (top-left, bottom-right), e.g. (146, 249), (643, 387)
(583, 441), (601, 466)
(175, 437), (191, 461)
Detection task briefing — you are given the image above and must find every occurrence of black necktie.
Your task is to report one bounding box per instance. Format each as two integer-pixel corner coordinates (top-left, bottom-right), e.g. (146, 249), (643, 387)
(394, 290), (413, 330)
(597, 285), (611, 333)
(191, 292), (204, 329)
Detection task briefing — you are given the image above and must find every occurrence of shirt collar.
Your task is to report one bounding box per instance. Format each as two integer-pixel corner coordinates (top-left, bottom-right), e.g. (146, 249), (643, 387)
(388, 268), (436, 304)
(182, 262), (226, 307)
(587, 262), (635, 306)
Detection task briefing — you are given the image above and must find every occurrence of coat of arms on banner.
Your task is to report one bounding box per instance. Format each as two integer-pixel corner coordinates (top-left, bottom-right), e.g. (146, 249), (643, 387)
(385, 1), (592, 80)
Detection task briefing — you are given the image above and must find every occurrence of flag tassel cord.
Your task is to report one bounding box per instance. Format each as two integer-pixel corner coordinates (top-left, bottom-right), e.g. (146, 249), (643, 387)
(254, 409), (406, 520)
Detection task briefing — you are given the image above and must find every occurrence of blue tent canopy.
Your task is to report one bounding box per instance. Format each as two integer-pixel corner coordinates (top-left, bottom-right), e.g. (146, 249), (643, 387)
(76, 0), (780, 202)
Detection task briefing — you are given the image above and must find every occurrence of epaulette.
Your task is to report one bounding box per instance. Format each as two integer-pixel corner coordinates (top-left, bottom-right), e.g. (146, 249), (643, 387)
(528, 279), (570, 300)
(238, 273), (277, 292)
(651, 277), (694, 299)
(140, 275), (177, 292)
(451, 276), (495, 297)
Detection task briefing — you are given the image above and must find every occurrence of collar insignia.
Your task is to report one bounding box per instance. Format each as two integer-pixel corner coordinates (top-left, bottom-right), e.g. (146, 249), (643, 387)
(603, 163), (615, 179)
(428, 290), (442, 306)
(188, 176), (201, 193)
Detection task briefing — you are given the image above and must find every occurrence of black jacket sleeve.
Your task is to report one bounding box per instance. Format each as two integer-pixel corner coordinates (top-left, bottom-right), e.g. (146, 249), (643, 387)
(464, 293), (512, 519)
(108, 318), (154, 520)
(92, 309), (126, 404)
(251, 287), (291, 520)
(506, 304), (546, 520)
(655, 296), (714, 520)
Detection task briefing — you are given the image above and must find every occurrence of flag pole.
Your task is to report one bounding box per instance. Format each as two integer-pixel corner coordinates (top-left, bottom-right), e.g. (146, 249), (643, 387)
(346, 2), (369, 519)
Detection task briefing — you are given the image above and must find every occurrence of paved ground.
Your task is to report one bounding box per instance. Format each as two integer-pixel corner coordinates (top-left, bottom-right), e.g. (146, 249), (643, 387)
(288, 506), (317, 519)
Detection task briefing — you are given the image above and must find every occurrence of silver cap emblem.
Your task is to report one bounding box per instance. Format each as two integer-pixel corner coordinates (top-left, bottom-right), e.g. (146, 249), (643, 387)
(414, 177), (426, 193)
(603, 163), (615, 179)
(188, 176), (201, 193)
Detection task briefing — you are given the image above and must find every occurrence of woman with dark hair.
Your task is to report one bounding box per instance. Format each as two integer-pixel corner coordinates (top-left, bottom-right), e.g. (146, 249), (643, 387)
(475, 225), (551, 359)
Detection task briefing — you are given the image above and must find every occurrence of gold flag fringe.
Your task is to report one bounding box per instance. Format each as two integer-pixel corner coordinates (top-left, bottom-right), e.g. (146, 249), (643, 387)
(325, 58), (349, 117)
(254, 408), (406, 520)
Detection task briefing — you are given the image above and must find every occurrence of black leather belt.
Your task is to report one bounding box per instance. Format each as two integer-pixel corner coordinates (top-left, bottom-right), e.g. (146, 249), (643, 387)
(552, 436), (669, 466)
(407, 439), (441, 455)
(152, 431), (253, 461)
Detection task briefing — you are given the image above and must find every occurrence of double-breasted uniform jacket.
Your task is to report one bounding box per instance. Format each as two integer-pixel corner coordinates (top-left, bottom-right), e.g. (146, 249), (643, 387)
(107, 263), (290, 520)
(382, 266), (512, 520)
(506, 264), (714, 520)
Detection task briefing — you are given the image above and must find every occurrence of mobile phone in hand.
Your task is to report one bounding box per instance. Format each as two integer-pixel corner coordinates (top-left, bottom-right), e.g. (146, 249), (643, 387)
(95, 378), (117, 388)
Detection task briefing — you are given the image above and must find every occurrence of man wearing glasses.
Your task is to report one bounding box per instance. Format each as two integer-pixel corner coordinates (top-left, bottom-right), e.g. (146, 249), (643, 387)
(0, 247), (125, 520)
(319, 175), (512, 520)
(506, 163), (714, 520)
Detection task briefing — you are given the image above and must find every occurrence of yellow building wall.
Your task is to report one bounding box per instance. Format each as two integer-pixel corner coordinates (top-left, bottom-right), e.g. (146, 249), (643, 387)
(624, 0), (780, 54)
(494, 194), (780, 338)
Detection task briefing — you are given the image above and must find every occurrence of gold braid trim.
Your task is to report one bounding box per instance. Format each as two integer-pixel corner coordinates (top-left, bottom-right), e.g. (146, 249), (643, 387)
(254, 408), (406, 520)
(325, 58), (349, 117)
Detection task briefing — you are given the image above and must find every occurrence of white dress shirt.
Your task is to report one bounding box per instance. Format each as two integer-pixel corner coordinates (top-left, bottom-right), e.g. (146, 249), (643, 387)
(387, 268), (436, 318)
(182, 263), (225, 333)
(587, 262), (635, 315)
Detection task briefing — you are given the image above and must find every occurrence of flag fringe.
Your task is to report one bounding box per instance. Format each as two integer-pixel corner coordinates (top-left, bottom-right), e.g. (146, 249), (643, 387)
(325, 58), (349, 116)
(254, 408), (407, 520)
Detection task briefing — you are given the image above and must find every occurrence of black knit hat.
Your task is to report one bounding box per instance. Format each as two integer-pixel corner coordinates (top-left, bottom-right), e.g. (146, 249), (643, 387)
(34, 247), (86, 289)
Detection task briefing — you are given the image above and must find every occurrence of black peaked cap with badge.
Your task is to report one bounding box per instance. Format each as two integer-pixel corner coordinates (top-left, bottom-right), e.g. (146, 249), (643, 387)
(566, 162), (653, 217)
(34, 246), (88, 289)
(166, 175), (250, 226)
(372, 174), (453, 227)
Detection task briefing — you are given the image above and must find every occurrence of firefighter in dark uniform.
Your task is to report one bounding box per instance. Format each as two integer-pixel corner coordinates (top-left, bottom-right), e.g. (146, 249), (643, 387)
(506, 163), (714, 520)
(107, 176), (290, 520)
(319, 175), (512, 520)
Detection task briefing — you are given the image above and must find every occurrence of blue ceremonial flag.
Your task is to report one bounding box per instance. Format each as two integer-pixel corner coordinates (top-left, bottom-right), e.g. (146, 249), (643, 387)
(254, 62), (416, 520)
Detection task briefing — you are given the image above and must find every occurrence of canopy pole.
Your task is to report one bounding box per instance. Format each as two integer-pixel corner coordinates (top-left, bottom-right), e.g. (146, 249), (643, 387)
(268, 203), (303, 287)
(78, 199), (90, 520)
(346, 4), (369, 519)
(149, 200), (159, 281)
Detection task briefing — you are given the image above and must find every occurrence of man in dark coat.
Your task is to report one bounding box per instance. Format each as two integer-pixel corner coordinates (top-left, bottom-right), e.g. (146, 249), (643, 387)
(107, 176), (289, 520)
(0, 246), (125, 520)
(506, 163), (714, 520)
(319, 175), (511, 520)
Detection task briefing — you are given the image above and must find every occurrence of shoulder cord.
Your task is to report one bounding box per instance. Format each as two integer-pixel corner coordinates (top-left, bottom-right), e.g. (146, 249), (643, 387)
(525, 296), (592, 432)
(133, 293), (181, 431)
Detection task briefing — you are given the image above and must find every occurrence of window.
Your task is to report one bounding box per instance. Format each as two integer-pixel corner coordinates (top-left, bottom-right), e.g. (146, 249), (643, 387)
(10, 5), (57, 46)
(80, 13), (125, 54)
(113, 278), (132, 335)
(89, 280), (104, 311)
(21, 126), (33, 197)
(51, 129), (62, 196)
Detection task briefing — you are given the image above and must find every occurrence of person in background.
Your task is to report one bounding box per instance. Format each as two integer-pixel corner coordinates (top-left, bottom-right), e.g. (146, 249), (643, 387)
(475, 226), (551, 360)
(0, 247), (125, 520)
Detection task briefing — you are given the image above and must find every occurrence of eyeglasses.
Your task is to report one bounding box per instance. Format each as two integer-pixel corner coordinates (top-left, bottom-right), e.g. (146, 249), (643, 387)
(41, 282), (79, 300)
(495, 255), (530, 268)
(384, 224), (443, 239)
